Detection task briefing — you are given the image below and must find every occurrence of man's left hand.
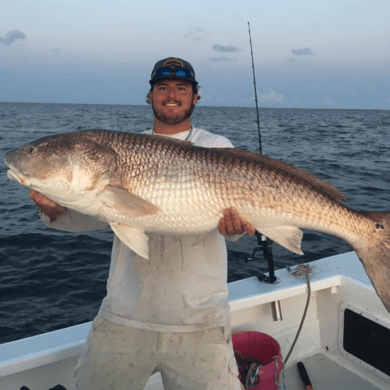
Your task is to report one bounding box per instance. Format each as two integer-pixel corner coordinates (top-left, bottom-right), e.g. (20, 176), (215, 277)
(218, 208), (256, 236)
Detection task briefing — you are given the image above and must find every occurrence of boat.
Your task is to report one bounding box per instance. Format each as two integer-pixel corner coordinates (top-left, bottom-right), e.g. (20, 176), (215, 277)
(1, 251), (389, 390)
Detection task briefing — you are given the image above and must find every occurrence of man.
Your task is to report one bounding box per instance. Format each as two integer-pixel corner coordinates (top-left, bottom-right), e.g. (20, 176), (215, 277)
(30, 57), (255, 389)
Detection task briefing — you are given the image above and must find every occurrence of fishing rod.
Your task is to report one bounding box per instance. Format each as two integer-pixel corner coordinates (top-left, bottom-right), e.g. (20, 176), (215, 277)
(247, 22), (262, 155)
(247, 22), (279, 298)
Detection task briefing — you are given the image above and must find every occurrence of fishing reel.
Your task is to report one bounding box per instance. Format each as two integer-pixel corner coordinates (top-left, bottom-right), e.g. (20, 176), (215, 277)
(246, 232), (279, 284)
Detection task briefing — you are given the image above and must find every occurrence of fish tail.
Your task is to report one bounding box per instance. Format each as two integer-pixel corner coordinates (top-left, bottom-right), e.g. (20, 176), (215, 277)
(353, 211), (390, 313)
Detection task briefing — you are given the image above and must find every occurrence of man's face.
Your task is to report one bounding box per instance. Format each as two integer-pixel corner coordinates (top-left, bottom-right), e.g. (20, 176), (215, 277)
(149, 79), (198, 125)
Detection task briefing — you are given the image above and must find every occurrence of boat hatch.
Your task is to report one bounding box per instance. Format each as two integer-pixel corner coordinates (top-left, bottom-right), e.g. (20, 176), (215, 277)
(342, 305), (390, 377)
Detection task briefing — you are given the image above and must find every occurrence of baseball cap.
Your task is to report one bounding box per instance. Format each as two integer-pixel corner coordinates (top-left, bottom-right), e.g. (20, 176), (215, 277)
(149, 57), (198, 85)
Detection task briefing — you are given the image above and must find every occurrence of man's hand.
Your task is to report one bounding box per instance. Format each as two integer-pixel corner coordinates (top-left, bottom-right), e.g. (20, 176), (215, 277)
(29, 190), (66, 222)
(218, 208), (256, 236)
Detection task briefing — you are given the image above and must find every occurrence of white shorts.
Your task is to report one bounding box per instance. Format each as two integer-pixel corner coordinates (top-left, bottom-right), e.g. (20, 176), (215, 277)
(74, 315), (243, 390)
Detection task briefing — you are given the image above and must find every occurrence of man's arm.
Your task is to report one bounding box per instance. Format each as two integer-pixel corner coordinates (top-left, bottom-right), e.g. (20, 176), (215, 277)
(30, 190), (66, 223)
(29, 190), (108, 232)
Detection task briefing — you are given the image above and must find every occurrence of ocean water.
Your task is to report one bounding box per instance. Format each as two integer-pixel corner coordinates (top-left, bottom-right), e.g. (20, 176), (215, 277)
(0, 102), (389, 344)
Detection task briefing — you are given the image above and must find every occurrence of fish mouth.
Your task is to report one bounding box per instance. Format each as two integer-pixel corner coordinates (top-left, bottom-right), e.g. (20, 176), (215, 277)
(5, 162), (31, 187)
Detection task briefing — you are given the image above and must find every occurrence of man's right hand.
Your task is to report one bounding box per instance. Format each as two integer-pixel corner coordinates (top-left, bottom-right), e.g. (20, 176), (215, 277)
(29, 190), (66, 222)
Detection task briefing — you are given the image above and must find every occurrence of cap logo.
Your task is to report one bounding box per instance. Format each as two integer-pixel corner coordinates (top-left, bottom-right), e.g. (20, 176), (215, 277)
(163, 59), (184, 68)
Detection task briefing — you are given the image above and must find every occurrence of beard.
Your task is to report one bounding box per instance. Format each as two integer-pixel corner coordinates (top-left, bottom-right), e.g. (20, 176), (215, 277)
(152, 101), (196, 125)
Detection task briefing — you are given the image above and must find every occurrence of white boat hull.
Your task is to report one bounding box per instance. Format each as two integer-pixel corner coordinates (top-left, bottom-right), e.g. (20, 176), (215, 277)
(1, 252), (389, 390)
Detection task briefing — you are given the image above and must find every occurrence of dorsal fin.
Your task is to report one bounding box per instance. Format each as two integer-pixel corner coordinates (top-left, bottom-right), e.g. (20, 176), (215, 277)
(211, 147), (347, 203)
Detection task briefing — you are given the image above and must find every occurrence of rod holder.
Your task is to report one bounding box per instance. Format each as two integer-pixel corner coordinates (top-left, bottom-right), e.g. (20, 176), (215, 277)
(271, 300), (283, 322)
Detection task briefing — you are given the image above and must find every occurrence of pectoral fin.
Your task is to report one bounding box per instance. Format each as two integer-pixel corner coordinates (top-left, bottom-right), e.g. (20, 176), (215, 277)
(110, 222), (149, 259)
(102, 186), (159, 218)
(256, 226), (304, 255)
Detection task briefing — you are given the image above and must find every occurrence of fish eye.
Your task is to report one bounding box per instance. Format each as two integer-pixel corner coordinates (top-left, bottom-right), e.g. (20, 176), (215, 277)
(27, 146), (37, 155)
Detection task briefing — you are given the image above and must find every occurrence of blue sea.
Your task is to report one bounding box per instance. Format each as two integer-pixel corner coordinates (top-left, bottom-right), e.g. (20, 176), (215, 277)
(1, 102), (389, 344)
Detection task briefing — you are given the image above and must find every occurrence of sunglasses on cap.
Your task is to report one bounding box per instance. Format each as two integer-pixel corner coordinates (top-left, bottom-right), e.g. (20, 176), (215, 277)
(156, 67), (192, 79)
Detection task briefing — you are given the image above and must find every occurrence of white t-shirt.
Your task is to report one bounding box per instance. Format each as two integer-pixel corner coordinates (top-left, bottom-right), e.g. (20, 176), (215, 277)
(43, 127), (235, 332)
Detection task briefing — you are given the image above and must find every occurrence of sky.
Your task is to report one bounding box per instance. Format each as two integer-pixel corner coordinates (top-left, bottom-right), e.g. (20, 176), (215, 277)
(1, 0), (390, 109)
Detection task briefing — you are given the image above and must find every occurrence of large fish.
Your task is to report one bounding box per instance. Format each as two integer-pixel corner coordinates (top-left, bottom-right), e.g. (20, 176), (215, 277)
(4, 129), (390, 312)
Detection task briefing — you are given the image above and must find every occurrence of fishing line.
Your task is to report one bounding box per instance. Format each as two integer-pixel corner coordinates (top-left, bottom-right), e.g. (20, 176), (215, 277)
(247, 22), (277, 285)
(284, 264), (313, 366)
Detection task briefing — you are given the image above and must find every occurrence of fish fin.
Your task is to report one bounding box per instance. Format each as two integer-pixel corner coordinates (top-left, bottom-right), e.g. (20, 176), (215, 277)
(352, 211), (390, 313)
(73, 140), (117, 192)
(102, 186), (159, 218)
(256, 226), (304, 255)
(110, 222), (149, 259)
(210, 148), (346, 203)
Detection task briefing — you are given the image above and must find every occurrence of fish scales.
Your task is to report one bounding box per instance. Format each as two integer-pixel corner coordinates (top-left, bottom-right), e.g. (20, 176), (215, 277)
(4, 129), (390, 313)
(75, 130), (368, 240)
(86, 136), (390, 278)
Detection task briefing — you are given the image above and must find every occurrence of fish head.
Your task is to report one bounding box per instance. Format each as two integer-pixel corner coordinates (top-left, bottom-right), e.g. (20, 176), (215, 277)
(4, 131), (117, 204)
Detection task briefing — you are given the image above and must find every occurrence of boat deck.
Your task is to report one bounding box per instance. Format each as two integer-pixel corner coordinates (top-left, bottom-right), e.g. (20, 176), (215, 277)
(145, 352), (385, 389)
(1, 350), (386, 390)
(284, 353), (383, 390)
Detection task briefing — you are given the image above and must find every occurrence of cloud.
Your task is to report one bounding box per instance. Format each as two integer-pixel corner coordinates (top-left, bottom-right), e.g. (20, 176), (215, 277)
(0, 30), (27, 46)
(260, 88), (284, 103)
(209, 56), (237, 62)
(51, 47), (62, 55)
(292, 47), (313, 56)
(286, 57), (297, 63)
(213, 44), (241, 53)
(184, 27), (210, 41)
